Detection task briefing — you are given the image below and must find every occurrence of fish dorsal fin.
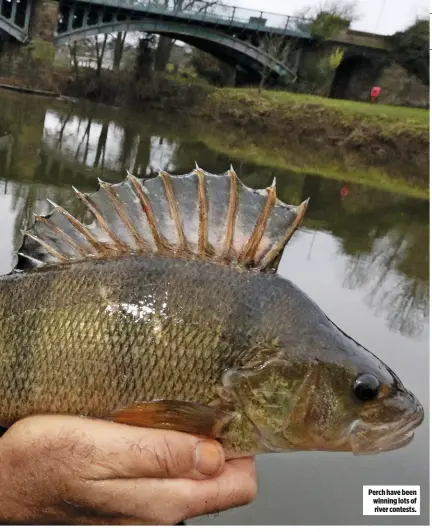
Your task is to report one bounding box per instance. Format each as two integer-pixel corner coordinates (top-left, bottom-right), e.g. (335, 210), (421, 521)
(14, 166), (308, 273)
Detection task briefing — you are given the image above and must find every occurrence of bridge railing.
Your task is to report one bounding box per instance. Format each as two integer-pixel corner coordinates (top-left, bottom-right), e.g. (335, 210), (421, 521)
(77, 0), (313, 36)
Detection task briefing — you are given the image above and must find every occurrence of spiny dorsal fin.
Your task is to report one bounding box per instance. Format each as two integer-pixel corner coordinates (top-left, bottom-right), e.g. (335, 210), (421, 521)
(14, 166), (309, 273)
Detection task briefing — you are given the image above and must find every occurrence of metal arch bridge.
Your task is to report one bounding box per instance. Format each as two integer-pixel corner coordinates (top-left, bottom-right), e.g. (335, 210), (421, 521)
(0, 0), (31, 42)
(0, 0), (313, 80)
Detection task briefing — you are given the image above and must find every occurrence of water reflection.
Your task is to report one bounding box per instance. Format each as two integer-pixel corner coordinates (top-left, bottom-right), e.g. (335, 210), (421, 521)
(343, 230), (429, 337)
(0, 92), (428, 339)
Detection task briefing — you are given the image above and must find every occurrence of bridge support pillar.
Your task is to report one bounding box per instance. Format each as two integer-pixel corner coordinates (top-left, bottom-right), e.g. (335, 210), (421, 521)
(27, 0), (58, 63)
(0, 0), (58, 81)
(29, 0), (58, 42)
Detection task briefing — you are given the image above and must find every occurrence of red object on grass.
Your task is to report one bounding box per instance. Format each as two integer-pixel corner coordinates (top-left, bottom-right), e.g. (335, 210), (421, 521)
(371, 86), (381, 98)
(370, 86), (381, 102)
(340, 185), (349, 197)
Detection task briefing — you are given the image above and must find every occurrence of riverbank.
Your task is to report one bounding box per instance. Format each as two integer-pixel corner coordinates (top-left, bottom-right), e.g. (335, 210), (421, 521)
(0, 73), (428, 198)
(198, 88), (428, 189)
(195, 88), (429, 199)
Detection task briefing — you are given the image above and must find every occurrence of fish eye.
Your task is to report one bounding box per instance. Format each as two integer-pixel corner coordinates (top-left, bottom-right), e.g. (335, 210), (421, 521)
(353, 374), (380, 401)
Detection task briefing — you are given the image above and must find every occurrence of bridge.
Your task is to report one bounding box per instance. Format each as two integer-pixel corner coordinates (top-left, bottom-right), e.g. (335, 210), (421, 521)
(0, 0), (391, 86)
(0, 0), (316, 81)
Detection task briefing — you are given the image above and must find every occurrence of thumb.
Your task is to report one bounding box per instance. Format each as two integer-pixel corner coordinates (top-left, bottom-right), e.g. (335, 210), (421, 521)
(109, 425), (226, 480)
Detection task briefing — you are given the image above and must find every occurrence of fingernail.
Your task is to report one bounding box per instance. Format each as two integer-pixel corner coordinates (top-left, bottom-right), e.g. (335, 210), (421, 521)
(195, 440), (224, 476)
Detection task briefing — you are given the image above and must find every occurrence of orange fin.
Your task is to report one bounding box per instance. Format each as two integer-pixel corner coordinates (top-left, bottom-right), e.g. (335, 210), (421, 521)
(105, 400), (234, 438)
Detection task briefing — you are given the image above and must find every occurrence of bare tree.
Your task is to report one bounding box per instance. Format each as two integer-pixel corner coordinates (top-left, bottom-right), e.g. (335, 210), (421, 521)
(154, 36), (174, 73)
(67, 42), (80, 75)
(112, 32), (127, 71)
(154, 0), (225, 73)
(93, 35), (109, 77)
(258, 35), (297, 92)
(135, 35), (158, 79)
(66, 35), (109, 77)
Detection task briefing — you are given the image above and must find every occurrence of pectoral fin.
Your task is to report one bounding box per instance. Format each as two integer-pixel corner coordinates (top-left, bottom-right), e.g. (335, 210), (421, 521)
(106, 400), (234, 438)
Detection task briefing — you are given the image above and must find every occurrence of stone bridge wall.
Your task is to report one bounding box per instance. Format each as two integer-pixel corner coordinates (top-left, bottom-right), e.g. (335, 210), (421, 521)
(376, 63), (429, 108)
(0, 0), (58, 78)
(29, 0), (58, 42)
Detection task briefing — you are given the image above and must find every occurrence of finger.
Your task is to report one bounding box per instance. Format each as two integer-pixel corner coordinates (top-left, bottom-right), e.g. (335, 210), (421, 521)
(181, 458), (258, 520)
(7, 415), (225, 481)
(78, 457), (257, 525)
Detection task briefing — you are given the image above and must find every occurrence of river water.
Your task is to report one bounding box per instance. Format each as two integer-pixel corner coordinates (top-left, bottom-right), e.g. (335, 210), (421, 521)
(0, 90), (428, 525)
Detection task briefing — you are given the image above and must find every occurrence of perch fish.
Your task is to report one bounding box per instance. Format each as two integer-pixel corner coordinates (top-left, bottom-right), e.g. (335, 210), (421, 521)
(0, 166), (423, 457)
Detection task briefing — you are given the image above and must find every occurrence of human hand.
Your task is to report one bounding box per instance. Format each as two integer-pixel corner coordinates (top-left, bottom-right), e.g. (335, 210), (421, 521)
(0, 415), (257, 524)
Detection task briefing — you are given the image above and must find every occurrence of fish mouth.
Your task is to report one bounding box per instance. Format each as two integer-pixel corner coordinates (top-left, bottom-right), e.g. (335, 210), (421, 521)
(349, 409), (424, 455)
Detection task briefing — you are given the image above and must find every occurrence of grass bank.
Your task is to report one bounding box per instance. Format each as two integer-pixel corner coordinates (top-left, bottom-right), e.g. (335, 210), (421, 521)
(193, 88), (429, 198)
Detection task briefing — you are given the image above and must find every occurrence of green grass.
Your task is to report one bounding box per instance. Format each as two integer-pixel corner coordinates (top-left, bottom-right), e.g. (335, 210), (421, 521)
(210, 88), (429, 133)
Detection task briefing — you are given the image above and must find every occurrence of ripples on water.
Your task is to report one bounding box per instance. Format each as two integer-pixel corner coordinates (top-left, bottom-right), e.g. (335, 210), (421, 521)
(0, 91), (429, 525)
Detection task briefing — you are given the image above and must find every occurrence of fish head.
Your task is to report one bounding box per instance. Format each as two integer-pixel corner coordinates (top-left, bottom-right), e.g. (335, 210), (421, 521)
(345, 363), (424, 455)
(222, 344), (423, 455)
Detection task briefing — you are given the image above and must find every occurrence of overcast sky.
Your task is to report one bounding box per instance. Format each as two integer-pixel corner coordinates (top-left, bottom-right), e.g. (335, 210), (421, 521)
(235, 0), (428, 35)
